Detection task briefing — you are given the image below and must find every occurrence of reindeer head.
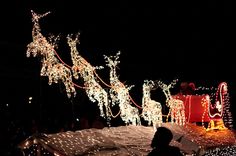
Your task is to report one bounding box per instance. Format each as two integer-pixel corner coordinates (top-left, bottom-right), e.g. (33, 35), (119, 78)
(103, 51), (121, 69)
(31, 10), (51, 26)
(156, 79), (178, 104)
(67, 33), (80, 49)
(143, 80), (156, 93)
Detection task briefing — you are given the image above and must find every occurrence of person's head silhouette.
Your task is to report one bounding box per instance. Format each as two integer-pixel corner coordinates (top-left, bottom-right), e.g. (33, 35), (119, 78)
(148, 127), (183, 156)
(151, 126), (173, 148)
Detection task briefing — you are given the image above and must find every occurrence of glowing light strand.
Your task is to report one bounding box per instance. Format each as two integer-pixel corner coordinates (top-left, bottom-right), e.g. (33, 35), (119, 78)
(26, 10), (234, 131)
(104, 52), (141, 125)
(26, 10), (141, 123)
(203, 145), (236, 156)
(201, 95), (210, 129)
(26, 10), (76, 98)
(208, 82), (233, 129)
(141, 80), (162, 130)
(157, 79), (186, 126)
(222, 92), (234, 129)
(209, 82), (227, 118)
(67, 34), (110, 120)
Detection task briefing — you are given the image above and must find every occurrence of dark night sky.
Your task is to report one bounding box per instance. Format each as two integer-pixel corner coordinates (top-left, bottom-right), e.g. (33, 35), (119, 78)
(0, 1), (235, 123)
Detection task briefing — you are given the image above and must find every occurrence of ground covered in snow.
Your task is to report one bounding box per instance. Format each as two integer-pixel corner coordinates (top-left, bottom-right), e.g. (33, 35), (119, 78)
(19, 123), (236, 156)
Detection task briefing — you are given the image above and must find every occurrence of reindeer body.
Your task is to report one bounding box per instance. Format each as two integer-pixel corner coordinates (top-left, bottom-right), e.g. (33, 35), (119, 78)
(142, 80), (162, 130)
(67, 35), (110, 120)
(27, 11), (76, 98)
(158, 80), (186, 126)
(104, 52), (141, 125)
(166, 97), (185, 125)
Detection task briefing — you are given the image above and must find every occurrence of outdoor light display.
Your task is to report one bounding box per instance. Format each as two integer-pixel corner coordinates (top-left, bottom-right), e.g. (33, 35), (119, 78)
(171, 82), (233, 130)
(207, 82), (233, 130)
(26, 10), (76, 98)
(141, 80), (162, 129)
(104, 52), (141, 125)
(209, 82), (227, 118)
(197, 82), (233, 130)
(19, 123), (236, 156)
(67, 34), (110, 120)
(23, 10), (236, 155)
(157, 80), (186, 126)
(26, 10), (234, 129)
(172, 94), (211, 123)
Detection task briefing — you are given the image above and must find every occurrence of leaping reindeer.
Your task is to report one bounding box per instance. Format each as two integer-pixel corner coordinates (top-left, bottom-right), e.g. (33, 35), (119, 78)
(67, 34), (110, 121)
(142, 80), (162, 130)
(157, 80), (186, 126)
(27, 10), (76, 98)
(104, 52), (141, 125)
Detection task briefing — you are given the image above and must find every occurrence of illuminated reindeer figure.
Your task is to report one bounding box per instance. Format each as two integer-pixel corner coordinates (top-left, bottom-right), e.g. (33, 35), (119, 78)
(142, 80), (162, 130)
(67, 34), (110, 120)
(157, 80), (186, 126)
(104, 52), (141, 125)
(26, 10), (75, 98)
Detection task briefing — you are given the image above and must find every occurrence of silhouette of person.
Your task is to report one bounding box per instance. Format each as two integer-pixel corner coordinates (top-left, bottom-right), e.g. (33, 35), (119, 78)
(148, 127), (183, 156)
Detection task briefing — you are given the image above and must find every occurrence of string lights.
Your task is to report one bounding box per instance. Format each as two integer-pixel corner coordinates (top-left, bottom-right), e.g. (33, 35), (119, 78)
(206, 82), (233, 130)
(104, 52), (141, 125)
(157, 80), (186, 126)
(22, 9), (236, 156)
(142, 80), (162, 130)
(27, 10), (76, 98)
(26, 10), (233, 130)
(26, 11), (232, 130)
(19, 123), (236, 156)
(67, 34), (110, 120)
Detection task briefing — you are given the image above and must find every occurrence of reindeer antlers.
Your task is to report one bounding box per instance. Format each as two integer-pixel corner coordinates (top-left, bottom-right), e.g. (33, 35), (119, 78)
(103, 51), (121, 68)
(155, 79), (178, 89)
(67, 33), (80, 44)
(31, 10), (51, 22)
(144, 80), (158, 90)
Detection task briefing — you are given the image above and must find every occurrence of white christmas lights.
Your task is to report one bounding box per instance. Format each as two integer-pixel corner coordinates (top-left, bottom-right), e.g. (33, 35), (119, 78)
(104, 52), (141, 125)
(142, 80), (162, 130)
(26, 10), (76, 98)
(157, 79), (186, 126)
(67, 34), (110, 120)
(209, 82), (227, 118)
(26, 10), (234, 131)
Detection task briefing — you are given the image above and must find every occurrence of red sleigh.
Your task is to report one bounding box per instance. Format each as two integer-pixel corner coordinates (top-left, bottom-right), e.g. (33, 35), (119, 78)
(172, 82), (229, 123)
(172, 94), (211, 122)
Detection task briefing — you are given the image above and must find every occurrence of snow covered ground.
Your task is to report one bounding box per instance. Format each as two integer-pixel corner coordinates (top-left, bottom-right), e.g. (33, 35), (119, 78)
(19, 123), (236, 156)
